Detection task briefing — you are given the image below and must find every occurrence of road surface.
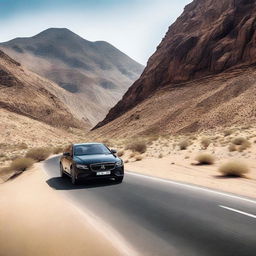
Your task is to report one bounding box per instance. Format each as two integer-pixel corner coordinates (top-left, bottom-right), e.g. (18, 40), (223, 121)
(44, 156), (256, 256)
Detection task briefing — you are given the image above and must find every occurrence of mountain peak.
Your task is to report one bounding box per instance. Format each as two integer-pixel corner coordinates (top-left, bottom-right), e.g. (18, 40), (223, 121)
(33, 27), (85, 41)
(0, 27), (144, 126)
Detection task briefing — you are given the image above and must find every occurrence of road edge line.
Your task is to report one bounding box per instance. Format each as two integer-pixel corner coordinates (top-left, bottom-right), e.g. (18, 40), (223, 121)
(126, 171), (256, 205)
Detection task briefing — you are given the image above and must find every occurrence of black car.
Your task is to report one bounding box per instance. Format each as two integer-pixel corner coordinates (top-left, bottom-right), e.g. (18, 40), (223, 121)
(60, 143), (124, 184)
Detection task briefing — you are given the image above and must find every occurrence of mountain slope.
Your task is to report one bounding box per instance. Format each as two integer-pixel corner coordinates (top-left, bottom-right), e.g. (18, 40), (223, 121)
(0, 28), (144, 126)
(0, 50), (88, 129)
(94, 0), (256, 135)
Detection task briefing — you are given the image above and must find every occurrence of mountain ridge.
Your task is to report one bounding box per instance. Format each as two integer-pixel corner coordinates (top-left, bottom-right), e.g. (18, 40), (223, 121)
(0, 49), (88, 129)
(93, 0), (256, 135)
(0, 28), (144, 126)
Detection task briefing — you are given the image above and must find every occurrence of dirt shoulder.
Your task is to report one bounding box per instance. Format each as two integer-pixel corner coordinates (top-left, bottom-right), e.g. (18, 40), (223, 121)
(0, 164), (121, 256)
(126, 155), (256, 199)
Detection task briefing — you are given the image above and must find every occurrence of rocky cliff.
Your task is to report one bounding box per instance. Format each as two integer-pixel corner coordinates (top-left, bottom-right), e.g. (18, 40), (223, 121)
(95, 0), (256, 129)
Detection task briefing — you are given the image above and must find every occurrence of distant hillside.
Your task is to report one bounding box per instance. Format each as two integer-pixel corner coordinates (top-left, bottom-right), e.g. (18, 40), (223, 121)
(0, 50), (88, 129)
(93, 0), (256, 136)
(0, 28), (144, 126)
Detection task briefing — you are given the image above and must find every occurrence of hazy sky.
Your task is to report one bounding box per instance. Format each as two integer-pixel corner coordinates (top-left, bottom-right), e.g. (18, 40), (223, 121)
(0, 0), (191, 64)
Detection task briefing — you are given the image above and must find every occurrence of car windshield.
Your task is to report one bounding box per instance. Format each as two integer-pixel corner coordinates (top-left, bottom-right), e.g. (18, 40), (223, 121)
(74, 144), (111, 156)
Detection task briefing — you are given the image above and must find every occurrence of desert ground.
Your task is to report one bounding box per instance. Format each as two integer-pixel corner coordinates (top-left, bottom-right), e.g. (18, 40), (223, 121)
(106, 125), (256, 199)
(0, 108), (87, 182)
(1, 111), (256, 199)
(1, 111), (256, 256)
(0, 163), (128, 256)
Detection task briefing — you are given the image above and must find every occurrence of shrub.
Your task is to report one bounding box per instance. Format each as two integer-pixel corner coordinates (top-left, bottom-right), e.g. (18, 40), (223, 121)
(117, 150), (124, 157)
(195, 153), (215, 165)
(189, 135), (197, 141)
(201, 137), (212, 149)
(232, 137), (247, 145)
(238, 140), (251, 152)
(52, 146), (64, 154)
(15, 143), (28, 150)
(0, 166), (11, 174)
(0, 153), (6, 158)
(224, 129), (233, 137)
(125, 141), (147, 154)
(179, 140), (190, 150)
(158, 153), (163, 158)
(10, 157), (34, 172)
(228, 144), (237, 152)
(26, 147), (51, 162)
(135, 155), (143, 161)
(219, 161), (249, 177)
(129, 152), (135, 158)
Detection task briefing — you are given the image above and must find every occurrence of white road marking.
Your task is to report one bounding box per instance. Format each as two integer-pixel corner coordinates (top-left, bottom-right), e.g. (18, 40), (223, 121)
(126, 171), (256, 205)
(219, 205), (256, 219)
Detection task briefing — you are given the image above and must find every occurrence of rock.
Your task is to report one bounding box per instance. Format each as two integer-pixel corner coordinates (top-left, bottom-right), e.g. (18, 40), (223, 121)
(95, 0), (256, 129)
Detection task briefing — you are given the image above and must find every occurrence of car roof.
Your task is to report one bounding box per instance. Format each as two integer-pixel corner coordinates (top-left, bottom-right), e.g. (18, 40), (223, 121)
(73, 143), (103, 147)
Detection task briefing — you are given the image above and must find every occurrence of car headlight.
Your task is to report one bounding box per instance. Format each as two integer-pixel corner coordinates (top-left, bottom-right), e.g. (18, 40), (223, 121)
(116, 160), (123, 167)
(76, 164), (89, 170)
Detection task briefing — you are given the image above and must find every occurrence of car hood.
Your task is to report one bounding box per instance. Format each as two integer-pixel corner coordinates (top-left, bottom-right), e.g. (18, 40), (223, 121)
(74, 154), (119, 164)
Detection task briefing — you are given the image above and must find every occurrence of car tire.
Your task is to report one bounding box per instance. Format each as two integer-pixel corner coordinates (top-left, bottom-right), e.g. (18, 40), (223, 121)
(60, 163), (64, 178)
(115, 177), (123, 183)
(71, 166), (78, 185)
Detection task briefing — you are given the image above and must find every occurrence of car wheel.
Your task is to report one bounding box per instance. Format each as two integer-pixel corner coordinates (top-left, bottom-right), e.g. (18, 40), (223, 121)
(71, 166), (78, 185)
(115, 177), (123, 183)
(60, 163), (64, 178)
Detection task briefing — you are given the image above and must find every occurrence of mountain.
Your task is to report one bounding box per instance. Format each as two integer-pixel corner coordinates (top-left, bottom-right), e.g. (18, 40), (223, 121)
(0, 49), (88, 129)
(0, 28), (144, 126)
(93, 0), (256, 136)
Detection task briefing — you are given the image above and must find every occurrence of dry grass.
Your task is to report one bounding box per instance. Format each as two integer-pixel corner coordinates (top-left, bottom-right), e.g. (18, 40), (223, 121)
(117, 150), (124, 157)
(26, 147), (51, 162)
(125, 141), (147, 154)
(232, 137), (247, 145)
(0, 153), (6, 158)
(9, 157), (35, 172)
(228, 144), (237, 152)
(219, 161), (249, 177)
(201, 137), (211, 149)
(129, 152), (136, 158)
(135, 155), (143, 161)
(238, 140), (251, 152)
(179, 140), (190, 150)
(195, 153), (215, 165)
(52, 146), (64, 154)
(224, 129), (233, 137)
(16, 143), (28, 150)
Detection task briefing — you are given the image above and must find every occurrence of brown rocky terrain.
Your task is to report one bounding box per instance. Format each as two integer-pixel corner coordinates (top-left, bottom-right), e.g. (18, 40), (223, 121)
(0, 28), (144, 126)
(0, 50), (87, 129)
(94, 0), (256, 135)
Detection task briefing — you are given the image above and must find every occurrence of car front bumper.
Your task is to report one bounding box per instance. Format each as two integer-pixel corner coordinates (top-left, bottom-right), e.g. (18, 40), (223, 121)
(75, 166), (124, 180)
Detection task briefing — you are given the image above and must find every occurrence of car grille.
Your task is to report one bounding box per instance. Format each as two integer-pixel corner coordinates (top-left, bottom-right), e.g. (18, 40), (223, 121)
(90, 162), (116, 172)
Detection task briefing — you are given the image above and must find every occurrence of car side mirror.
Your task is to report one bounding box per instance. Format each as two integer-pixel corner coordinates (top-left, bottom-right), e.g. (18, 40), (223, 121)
(111, 149), (117, 154)
(63, 152), (71, 157)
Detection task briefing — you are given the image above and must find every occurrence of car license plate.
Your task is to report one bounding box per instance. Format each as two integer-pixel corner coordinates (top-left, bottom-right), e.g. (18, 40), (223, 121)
(96, 171), (111, 176)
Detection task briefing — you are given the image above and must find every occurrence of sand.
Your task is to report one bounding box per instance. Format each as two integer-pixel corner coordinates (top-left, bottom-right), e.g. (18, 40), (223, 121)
(123, 130), (256, 199)
(126, 156), (256, 199)
(0, 164), (122, 256)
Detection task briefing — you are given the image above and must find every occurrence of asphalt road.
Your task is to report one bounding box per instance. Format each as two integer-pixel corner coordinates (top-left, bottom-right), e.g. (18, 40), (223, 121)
(44, 156), (256, 256)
